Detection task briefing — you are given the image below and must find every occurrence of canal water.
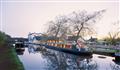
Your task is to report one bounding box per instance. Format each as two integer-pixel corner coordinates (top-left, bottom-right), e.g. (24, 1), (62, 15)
(16, 44), (120, 70)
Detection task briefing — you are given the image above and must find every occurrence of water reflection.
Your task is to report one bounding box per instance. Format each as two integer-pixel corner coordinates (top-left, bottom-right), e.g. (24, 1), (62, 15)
(16, 49), (25, 55)
(15, 44), (25, 55)
(17, 44), (120, 70)
(110, 63), (120, 70)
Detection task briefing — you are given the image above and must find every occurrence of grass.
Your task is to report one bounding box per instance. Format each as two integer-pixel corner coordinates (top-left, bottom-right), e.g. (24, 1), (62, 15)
(92, 48), (119, 53)
(0, 44), (24, 70)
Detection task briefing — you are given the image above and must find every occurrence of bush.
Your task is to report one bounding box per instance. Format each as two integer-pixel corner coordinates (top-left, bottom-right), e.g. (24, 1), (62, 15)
(0, 31), (7, 44)
(104, 37), (119, 45)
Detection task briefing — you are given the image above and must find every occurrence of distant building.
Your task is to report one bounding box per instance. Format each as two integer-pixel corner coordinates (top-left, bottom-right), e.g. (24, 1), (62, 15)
(28, 32), (63, 44)
(12, 37), (28, 43)
(88, 37), (97, 42)
(67, 36), (78, 41)
(86, 37), (98, 45)
(28, 32), (45, 43)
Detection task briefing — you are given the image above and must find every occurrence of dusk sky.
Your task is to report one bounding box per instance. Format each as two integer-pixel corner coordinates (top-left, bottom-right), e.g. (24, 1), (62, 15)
(0, 0), (119, 38)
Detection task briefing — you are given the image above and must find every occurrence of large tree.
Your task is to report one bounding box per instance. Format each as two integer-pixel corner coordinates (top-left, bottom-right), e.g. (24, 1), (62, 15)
(47, 15), (68, 38)
(47, 10), (106, 42)
(68, 10), (106, 42)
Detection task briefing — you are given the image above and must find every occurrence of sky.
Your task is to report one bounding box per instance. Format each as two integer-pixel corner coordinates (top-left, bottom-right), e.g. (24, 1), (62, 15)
(0, 0), (119, 38)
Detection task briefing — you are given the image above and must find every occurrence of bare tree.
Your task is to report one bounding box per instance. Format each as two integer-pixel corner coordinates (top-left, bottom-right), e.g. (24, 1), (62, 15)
(109, 21), (120, 38)
(105, 21), (120, 45)
(47, 10), (105, 42)
(68, 10), (106, 42)
(47, 15), (68, 38)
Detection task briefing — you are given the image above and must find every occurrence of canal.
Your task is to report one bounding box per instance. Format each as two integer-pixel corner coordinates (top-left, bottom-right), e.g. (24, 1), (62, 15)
(16, 44), (120, 70)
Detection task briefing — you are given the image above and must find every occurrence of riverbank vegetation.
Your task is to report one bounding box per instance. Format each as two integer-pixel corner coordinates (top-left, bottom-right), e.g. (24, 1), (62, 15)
(103, 22), (120, 45)
(0, 31), (24, 70)
(0, 31), (7, 44)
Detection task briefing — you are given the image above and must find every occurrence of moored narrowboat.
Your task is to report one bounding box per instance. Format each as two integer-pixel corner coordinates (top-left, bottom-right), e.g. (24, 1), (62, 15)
(28, 33), (93, 56)
(45, 44), (92, 56)
(37, 41), (93, 56)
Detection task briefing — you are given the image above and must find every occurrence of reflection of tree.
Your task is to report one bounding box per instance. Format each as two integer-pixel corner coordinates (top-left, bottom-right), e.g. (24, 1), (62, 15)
(40, 50), (68, 70)
(78, 60), (98, 70)
(16, 49), (25, 55)
(28, 45), (98, 70)
(46, 51), (98, 70)
(110, 63), (120, 70)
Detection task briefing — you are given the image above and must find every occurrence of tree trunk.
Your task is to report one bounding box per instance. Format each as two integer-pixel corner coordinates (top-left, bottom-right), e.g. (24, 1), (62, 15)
(55, 27), (60, 38)
(75, 23), (84, 43)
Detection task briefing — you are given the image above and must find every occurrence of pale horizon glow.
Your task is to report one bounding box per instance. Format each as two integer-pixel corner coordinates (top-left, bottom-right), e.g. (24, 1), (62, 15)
(0, 0), (119, 38)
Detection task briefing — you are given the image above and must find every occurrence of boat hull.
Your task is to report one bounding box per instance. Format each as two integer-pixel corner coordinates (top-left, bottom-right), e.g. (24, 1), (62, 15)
(41, 44), (92, 56)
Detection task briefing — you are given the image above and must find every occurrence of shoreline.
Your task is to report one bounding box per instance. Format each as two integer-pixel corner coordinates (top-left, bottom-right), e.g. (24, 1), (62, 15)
(0, 44), (24, 70)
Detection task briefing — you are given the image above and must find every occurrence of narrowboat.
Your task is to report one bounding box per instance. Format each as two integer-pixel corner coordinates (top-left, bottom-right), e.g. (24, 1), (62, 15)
(15, 42), (25, 51)
(28, 34), (93, 56)
(36, 43), (93, 56)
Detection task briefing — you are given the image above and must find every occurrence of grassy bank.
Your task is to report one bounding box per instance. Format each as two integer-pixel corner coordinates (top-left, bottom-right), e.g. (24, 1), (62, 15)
(0, 44), (24, 70)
